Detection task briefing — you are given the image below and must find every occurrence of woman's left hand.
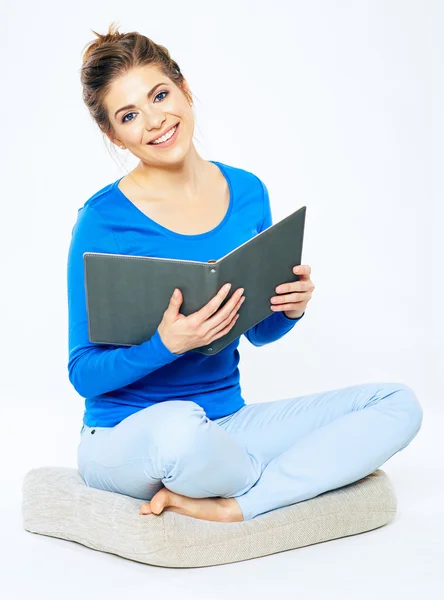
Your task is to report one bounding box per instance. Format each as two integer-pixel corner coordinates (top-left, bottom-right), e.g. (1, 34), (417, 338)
(270, 264), (315, 319)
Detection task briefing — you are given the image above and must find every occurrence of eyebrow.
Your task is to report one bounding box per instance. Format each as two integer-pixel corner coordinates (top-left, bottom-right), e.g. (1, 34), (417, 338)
(114, 82), (169, 119)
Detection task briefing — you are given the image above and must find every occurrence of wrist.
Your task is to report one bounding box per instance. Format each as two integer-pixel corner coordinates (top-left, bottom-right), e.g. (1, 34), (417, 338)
(283, 310), (305, 320)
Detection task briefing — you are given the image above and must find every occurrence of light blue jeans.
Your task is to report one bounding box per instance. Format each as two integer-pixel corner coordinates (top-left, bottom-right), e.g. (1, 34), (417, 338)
(77, 382), (423, 521)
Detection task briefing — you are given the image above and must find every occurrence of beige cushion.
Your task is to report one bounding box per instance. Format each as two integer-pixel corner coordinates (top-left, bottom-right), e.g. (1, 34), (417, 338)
(22, 467), (396, 567)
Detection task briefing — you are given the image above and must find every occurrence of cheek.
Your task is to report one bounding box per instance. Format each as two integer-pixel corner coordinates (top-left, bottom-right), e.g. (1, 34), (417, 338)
(118, 122), (144, 143)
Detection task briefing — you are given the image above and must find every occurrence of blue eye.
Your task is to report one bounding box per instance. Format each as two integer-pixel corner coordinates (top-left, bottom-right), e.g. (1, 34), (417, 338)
(121, 112), (135, 123)
(155, 91), (168, 102)
(121, 91), (169, 123)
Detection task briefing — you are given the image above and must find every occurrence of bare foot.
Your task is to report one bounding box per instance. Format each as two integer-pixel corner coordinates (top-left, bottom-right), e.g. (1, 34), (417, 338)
(139, 487), (244, 522)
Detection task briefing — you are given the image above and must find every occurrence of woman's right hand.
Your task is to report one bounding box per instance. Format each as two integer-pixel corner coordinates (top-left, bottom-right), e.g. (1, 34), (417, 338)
(157, 283), (246, 354)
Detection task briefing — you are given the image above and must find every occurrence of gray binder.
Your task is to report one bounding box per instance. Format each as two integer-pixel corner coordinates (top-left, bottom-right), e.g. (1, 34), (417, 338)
(84, 205), (306, 355)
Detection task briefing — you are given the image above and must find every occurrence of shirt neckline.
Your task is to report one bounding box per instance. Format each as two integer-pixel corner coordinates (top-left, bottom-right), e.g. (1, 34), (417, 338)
(112, 160), (234, 241)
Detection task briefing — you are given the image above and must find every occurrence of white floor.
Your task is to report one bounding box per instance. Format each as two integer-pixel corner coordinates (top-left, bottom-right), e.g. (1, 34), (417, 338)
(3, 415), (443, 600)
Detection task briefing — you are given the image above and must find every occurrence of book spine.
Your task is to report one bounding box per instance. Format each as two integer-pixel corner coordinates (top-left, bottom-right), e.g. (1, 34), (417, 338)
(206, 260), (220, 299)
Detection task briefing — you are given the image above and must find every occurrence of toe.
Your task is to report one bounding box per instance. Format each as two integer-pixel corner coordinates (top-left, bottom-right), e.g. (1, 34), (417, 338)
(139, 502), (151, 515)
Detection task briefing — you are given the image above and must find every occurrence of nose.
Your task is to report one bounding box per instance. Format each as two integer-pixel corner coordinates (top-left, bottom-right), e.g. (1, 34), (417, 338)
(145, 113), (168, 133)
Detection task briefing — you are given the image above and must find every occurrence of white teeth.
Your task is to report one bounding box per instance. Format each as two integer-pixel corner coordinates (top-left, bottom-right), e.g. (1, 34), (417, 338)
(150, 124), (177, 144)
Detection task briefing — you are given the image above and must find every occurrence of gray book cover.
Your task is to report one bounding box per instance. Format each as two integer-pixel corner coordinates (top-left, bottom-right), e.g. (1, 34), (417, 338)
(83, 205), (306, 355)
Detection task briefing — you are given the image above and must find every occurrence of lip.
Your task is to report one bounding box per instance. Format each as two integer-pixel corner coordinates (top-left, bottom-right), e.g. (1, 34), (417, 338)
(148, 122), (180, 145)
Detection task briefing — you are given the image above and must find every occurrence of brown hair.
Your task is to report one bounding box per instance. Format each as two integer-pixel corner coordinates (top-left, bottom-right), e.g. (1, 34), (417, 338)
(80, 21), (195, 149)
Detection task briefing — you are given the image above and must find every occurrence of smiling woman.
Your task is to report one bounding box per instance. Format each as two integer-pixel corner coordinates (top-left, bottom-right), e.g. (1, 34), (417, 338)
(81, 21), (194, 155)
(80, 21), (217, 204)
(71, 21), (423, 525)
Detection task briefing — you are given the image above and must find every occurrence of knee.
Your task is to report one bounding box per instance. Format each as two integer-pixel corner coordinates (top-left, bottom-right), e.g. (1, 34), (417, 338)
(389, 383), (424, 436)
(150, 400), (209, 463)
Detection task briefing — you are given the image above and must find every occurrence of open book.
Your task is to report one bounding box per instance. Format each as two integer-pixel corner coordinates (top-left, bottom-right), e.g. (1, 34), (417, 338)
(83, 205), (306, 355)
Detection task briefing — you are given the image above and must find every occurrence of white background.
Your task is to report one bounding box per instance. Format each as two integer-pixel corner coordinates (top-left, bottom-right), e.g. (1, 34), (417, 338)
(1, 0), (442, 598)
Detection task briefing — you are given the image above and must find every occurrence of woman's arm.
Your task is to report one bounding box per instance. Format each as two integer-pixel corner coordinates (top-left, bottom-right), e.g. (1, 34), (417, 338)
(67, 205), (184, 398)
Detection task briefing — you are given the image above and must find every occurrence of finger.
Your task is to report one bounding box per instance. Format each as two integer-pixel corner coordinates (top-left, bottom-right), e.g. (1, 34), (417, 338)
(207, 294), (244, 338)
(293, 265), (311, 277)
(208, 293), (245, 334)
(211, 312), (240, 342)
(271, 292), (305, 305)
(271, 303), (305, 312)
(276, 276), (315, 294)
(218, 288), (244, 320)
(197, 283), (233, 321)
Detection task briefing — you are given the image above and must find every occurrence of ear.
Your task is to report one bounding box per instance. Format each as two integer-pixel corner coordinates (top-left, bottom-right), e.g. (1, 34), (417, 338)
(181, 77), (192, 103)
(106, 132), (123, 148)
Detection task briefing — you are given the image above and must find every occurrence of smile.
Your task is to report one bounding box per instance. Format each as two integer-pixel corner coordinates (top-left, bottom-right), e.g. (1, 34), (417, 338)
(148, 123), (180, 146)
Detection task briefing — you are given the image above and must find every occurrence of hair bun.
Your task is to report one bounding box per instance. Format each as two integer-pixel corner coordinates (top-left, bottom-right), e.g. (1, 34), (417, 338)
(82, 21), (122, 64)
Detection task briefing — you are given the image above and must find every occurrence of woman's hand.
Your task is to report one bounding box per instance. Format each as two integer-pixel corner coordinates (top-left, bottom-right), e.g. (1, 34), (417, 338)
(270, 264), (315, 319)
(157, 283), (245, 354)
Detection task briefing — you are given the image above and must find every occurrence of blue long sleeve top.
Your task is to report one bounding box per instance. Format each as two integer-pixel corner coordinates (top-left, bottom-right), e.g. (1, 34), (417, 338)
(67, 160), (304, 428)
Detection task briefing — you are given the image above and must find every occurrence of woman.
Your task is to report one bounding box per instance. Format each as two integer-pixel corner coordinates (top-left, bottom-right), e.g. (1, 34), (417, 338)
(70, 23), (423, 523)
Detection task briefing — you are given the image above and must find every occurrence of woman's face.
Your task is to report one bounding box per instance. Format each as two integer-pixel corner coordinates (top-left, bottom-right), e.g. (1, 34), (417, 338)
(104, 64), (194, 163)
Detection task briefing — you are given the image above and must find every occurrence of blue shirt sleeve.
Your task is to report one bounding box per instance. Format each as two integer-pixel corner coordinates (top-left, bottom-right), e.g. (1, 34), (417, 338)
(67, 206), (185, 398)
(243, 178), (304, 347)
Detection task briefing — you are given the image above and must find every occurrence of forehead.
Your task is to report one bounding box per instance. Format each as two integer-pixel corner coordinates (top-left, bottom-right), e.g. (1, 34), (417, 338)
(104, 64), (168, 109)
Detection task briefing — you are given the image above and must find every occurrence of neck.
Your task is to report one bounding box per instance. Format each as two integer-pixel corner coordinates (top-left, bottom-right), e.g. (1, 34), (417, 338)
(133, 145), (209, 201)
